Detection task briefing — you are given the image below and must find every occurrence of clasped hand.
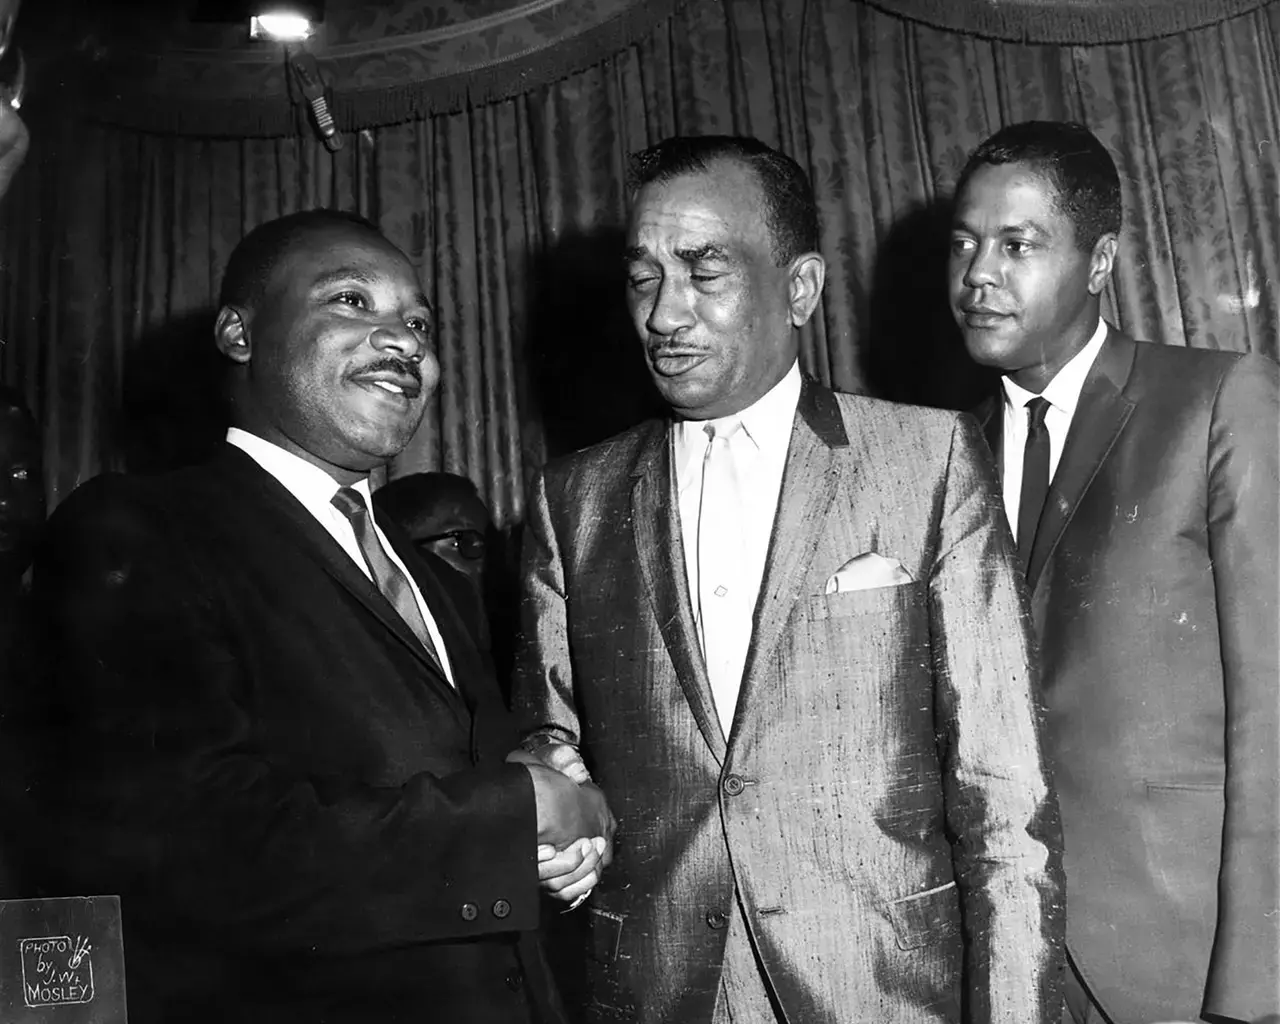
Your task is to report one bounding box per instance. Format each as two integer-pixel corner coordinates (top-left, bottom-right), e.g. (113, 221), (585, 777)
(508, 745), (614, 904)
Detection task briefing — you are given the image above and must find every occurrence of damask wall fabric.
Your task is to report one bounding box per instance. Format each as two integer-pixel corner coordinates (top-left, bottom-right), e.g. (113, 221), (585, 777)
(1, 0), (1277, 524)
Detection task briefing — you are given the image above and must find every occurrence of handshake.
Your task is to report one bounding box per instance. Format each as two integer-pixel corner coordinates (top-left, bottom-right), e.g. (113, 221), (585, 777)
(507, 742), (615, 907)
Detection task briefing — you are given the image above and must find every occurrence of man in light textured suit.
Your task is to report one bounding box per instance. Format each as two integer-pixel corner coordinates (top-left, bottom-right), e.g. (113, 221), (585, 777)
(950, 120), (1279, 1024)
(513, 134), (1065, 1024)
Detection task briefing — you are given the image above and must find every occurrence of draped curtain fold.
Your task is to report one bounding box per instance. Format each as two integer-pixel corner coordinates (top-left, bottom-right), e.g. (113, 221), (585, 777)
(2, 0), (1277, 524)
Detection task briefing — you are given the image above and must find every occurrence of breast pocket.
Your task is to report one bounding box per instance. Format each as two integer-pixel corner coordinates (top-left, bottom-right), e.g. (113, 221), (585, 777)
(808, 579), (928, 621)
(885, 880), (961, 951)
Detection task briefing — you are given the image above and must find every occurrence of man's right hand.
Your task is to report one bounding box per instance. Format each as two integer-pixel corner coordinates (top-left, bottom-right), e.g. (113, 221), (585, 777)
(526, 763), (615, 858)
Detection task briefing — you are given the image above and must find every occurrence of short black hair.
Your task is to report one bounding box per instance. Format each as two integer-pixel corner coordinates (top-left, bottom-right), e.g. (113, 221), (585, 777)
(626, 135), (819, 265)
(955, 121), (1122, 251)
(373, 471), (488, 532)
(218, 208), (383, 311)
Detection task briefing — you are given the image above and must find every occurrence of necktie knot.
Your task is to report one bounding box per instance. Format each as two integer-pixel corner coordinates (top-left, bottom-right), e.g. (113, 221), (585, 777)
(704, 418), (744, 450)
(331, 486), (369, 520)
(1026, 396), (1051, 433)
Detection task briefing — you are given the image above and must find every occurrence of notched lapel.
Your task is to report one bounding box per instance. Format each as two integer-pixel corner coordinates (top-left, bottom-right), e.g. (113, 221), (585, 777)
(976, 394), (1001, 466)
(215, 448), (462, 704)
(630, 425), (727, 765)
(734, 381), (848, 740)
(1027, 333), (1137, 590)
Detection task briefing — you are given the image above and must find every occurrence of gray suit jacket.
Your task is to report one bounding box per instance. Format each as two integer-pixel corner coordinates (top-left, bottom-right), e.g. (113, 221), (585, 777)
(515, 379), (1065, 1023)
(978, 330), (1280, 1024)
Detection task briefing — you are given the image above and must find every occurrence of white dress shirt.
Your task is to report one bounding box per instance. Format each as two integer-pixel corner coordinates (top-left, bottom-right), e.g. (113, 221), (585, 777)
(1000, 319), (1108, 540)
(226, 427), (454, 686)
(674, 361), (801, 724)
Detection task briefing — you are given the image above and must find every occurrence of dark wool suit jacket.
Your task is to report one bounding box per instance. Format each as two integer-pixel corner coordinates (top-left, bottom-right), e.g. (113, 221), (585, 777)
(515, 379), (1066, 1024)
(28, 445), (561, 1024)
(978, 329), (1280, 1023)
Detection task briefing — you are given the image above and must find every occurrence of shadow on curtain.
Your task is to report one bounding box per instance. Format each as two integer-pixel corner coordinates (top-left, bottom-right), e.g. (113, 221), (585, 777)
(1, 0), (1277, 523)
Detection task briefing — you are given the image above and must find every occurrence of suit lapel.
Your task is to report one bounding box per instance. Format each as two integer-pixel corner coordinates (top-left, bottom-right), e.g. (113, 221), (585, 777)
(976, 394), (1002, 475)
(384, 528), (483, 704)
(733, 380), (848, 741)
(1026, 331), (1137, 590)
(630, 422), (727, 765)
(211, 447), (463, 704)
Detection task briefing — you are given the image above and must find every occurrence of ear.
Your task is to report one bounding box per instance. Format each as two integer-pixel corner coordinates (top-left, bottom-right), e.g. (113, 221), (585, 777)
(1087, 233), (1118, 296)
(214, 306), (252, 364)
(787, 252), (826, 328)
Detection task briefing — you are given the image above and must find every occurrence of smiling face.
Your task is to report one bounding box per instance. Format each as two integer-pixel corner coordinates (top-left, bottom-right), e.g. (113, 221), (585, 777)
(949, 162), (1116, 393)
(218, 222), (438, 482)
(624, 160), (823, 420)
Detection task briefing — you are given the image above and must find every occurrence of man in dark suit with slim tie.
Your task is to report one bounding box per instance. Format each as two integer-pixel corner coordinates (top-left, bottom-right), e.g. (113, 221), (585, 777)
(29, 209), (613, 1024)
(949, 120), (1279, 1024)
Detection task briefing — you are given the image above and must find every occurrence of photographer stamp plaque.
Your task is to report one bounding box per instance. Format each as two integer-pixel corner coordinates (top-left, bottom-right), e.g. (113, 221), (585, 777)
(0, 896), (126, 1022)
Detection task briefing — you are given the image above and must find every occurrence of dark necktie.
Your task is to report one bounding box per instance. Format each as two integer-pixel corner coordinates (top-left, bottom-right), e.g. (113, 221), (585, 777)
(1016, 396), (1052, 574)
(331, 486), (443, 672)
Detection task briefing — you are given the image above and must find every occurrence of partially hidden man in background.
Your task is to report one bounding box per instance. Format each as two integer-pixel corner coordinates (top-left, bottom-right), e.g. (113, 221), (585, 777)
(949, 120), (1279, 1024)
(28, 209), (613, 1024)
(513, 134), (1065, 1023)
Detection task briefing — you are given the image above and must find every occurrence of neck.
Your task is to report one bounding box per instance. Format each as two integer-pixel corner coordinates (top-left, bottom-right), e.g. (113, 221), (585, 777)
(1006, 317), (1099, 394)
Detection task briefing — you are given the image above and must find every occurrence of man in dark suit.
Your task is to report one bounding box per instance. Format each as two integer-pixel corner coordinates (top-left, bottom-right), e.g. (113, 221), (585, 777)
(30, 209), (613, 1024)
(513, 135), (1064, 1023)
(949, 120), (1279, 1024)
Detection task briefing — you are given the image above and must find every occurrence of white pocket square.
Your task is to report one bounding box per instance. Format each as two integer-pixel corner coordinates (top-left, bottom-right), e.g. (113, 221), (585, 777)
(824, 552), (914, 594)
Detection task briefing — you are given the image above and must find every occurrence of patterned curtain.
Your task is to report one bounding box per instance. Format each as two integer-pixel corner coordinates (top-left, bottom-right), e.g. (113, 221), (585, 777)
(2, 0), (1277, 524)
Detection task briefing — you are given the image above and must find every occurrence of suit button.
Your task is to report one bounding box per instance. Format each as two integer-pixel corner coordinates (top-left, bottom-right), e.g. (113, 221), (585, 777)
(706, 908), (728, 929)
(505, 970), (523, 991)
(492, 899), (511, 919)
(460, 902), (479, 921)
(722, 774), (745, 796)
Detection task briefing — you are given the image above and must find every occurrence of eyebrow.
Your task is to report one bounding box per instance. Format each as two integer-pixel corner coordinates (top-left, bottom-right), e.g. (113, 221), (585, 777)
(622, 242), (734, 264)
(311, 267), (431, 310)
(953, 218), (1050, 238)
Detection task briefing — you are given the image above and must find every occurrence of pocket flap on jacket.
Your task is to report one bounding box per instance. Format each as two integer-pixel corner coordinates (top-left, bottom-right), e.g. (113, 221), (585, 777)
(885, 881), (960, 951)
(588, 907), (625, 963)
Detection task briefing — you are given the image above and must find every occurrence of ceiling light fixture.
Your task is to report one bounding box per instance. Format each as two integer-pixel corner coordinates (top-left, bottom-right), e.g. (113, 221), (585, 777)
(249, 12), (314, 42)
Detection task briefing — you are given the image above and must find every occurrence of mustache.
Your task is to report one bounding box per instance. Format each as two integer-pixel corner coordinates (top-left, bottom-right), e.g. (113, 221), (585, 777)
(352, 356), (423, 384)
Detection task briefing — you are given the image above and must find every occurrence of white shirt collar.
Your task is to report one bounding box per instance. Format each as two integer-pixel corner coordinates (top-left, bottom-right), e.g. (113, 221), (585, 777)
(1001, 318), (1108, 417)
(226, 427), (373, 510)
(674, 360), (802, 481)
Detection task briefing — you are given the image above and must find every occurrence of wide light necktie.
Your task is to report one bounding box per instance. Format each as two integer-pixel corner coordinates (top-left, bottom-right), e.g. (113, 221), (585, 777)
(695, 420), (752, 734)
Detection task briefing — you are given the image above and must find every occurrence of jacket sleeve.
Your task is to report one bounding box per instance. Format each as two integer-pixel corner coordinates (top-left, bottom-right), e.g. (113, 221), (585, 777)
(1201, 353), (1280, 1020)
(31, 476), (540, 958)
(510, 467), (584, 756)
(928, 414), (1067, 1024)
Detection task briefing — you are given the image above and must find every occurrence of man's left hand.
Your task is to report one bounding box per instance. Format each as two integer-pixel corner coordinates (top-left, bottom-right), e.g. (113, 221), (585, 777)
(538, 836), (606, 904)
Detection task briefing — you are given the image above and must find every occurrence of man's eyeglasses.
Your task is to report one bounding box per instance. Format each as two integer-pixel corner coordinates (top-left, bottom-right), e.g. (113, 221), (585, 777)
(416, 529), (486, 561)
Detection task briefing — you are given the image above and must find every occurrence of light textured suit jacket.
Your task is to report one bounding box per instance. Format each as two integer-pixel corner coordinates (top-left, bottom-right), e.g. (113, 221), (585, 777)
(515, 379), (1065, 1024)
(978, 330), (1280, 1024)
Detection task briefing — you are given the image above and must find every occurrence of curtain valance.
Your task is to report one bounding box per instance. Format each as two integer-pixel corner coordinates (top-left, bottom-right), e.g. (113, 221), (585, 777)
(863, 0), (1272, 44)
(57, 0), (684, 136)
